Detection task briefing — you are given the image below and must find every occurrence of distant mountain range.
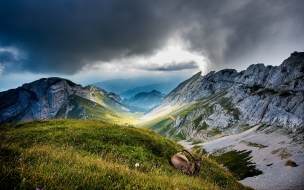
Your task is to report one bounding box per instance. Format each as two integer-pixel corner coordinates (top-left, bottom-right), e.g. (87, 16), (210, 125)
(120, 82), (177, 99)
(92, 77), (182, 98)
(92, 78), (145, 94)
(124, 90), (166, 111)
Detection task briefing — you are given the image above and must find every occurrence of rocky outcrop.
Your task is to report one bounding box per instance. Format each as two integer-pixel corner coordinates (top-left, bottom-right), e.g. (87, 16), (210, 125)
(107, 92), (123, 104)
(0, 78), (126, 124)
(152, 52), (304, 140)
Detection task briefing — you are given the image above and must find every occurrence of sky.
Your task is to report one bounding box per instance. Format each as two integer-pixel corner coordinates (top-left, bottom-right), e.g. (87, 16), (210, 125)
(0, 0), (304, 91)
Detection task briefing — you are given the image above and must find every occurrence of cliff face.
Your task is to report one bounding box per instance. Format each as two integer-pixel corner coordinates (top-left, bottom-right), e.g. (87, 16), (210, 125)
(148, 52), (304, 140)
(164, 52), (304, 105)
(0, 78), (128, 124)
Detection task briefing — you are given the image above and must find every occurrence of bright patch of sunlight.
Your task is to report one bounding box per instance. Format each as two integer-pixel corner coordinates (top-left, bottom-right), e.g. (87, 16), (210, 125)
(92, 45), (207, 73)
(149, 45), (206, 68)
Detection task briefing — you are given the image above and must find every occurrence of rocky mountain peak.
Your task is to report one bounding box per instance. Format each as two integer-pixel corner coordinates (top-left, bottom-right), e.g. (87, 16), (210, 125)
(164, 52), (304, 106)
(149, 52), (304, 140)
(0, 77), (127, 124)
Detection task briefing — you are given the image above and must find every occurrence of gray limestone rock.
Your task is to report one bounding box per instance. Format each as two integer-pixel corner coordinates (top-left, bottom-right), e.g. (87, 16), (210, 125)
(159, 52), (304, 140)
(0, 77), (124, 124)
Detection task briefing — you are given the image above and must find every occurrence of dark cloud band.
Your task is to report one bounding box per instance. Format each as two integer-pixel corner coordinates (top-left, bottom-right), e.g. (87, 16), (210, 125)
(0, 0), (303, 74)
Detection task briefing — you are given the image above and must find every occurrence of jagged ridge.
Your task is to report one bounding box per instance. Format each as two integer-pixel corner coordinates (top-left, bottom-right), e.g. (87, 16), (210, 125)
(0, 77), (140, 124)
(145, 52), (304, 141)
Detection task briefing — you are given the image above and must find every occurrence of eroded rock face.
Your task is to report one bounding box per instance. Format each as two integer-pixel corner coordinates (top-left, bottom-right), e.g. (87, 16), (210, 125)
(0, 77), (123, 124)
(159, 52), (304, 139)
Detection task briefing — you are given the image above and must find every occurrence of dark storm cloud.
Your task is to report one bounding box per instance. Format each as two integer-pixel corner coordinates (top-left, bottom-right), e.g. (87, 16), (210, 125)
(0, 0), (176, 74)
(141, 61), (198, 71)
(178, 0), (304, 69)
(0, 51), (15, 63)
(0, 49), (25, 71)
(0, 0), (303, 74)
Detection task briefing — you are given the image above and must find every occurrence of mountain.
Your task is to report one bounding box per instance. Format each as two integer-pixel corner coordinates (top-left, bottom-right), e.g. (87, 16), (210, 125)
(0, 77), (141, 125)
(120, 82), (177, 99)
(139, 52), (304, 189)
(141, 52), (304, 141)
(124, 90), (166, 111)
(92, 77), (184, 96)
(92, 78), (138, 94)
(92, 77), (163, 94)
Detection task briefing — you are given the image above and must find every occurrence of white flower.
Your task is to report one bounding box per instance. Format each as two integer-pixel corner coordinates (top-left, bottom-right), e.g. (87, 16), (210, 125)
(135, 163), (139, 167)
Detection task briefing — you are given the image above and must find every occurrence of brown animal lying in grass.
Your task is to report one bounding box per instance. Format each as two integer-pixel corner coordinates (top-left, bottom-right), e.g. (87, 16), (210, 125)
(170, 148), (203, 175)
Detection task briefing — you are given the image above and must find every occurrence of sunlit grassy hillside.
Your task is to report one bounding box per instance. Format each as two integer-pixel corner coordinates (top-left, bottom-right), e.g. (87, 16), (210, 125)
(56, 94), (142, 125)
(0, 119), (252, 189)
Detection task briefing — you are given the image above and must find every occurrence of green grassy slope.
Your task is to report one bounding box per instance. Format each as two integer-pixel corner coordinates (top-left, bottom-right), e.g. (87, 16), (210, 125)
(91, 91), (124, 111)
(56, 95), (142, 125)
(0, 119), (252, 189)
(90, 92), (144, 124)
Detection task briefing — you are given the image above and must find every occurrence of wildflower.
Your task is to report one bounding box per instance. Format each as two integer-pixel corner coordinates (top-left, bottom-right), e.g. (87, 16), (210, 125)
(135, 163), (139, 168)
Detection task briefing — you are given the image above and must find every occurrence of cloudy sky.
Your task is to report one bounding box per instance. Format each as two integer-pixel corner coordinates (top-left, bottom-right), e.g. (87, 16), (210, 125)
(1, 0), (303, 91)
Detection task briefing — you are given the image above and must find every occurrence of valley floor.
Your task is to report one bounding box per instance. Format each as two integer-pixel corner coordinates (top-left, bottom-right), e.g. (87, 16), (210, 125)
(179, 125), (304, 190)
